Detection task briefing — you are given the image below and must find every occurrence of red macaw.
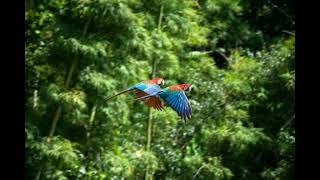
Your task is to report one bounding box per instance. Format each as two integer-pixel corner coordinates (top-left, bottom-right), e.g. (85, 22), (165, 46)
(105, 77), (165, 109)
(135, 84), (192, 121)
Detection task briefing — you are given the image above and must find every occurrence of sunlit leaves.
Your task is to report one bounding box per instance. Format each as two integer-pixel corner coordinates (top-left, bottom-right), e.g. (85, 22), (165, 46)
(79, 68), (117, 95)
(26, 136), (81, 178)
(184, 155), (234, 179)
(101, 152), (135, 178)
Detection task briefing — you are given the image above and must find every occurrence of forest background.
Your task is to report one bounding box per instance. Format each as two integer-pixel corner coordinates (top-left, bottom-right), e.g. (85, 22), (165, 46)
(25, 0), (295, 179)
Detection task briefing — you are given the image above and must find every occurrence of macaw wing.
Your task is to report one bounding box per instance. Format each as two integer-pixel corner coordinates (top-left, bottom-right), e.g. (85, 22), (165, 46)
(134, 90), (164, 110)
(133, 82), (162, 93)
(160, 90), (192, 120)
(132, 82), (163, 110)
(106, 81), (162, 102)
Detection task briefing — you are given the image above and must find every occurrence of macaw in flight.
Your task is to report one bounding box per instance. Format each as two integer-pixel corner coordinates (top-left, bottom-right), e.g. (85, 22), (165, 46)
(105, 77), (165, 109)
(135, 83), (193, 121)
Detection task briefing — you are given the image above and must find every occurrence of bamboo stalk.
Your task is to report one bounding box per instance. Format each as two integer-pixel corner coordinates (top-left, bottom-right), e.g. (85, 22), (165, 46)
(34, 165), (42, 180)
(89, 104), (97, 126)
(84, 103), (97, 159)
(145, 107), (153, 180)
(86, 104), (97, 144)
(47, 58), (78, 142)
(47, 17), (91, 141)
(157, 5), (164, 31)
(145, 4), (164, 180)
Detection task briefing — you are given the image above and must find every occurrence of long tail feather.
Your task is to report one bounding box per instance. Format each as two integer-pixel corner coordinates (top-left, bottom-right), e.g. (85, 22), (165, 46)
(133, 93), (156, 101)
(105, 89), (131, 101)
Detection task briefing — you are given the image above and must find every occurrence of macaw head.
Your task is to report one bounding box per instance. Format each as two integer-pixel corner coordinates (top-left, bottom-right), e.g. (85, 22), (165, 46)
(180, 83), (192, 92)
(151, 77), (165, 86)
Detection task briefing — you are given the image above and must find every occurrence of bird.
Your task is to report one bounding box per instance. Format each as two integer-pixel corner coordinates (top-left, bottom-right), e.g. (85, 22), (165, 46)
(104, 77), (165, 110)
(134, 83), (192, 121)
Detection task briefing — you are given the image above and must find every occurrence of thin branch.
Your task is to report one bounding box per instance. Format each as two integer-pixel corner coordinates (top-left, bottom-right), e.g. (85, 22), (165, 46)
(192, 164), (207, 180)
(282, 30), (295, 36)
(215, 50), (230, 63)
(281, 116), (294, 129)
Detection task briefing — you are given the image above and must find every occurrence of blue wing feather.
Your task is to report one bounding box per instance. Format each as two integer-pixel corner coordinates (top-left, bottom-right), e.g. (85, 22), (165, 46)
(179, 94), (186, 118)
(180, 95), (188, 119)
(133, 82), (162, 94)
(134, 87), (192, 121)
(178, 96), (184, 115)
(106, 82), (162, 103)
(181, 93), (189, 117)
(159, 90), (192, 120)
(170, 95), (178, 109)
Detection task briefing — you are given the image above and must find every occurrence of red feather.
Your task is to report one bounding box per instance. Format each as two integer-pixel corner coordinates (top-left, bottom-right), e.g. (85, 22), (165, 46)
(143, 77), (163, 84)
(168, 84), (184, 91)
(134, 90), (164, 110)
(168, 84), (191, 91)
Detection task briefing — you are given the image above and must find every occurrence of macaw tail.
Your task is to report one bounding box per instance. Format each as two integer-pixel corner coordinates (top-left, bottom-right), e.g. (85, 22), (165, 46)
(105, 89), (131, 101)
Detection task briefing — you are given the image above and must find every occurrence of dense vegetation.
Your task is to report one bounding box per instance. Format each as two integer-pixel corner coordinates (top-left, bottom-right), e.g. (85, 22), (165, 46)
(25, 0), (295, 179)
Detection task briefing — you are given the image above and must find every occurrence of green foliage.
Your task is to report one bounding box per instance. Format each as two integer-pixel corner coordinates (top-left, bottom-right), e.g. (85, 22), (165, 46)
(26, 135), (82, 179)
(26, 0), (294, 179)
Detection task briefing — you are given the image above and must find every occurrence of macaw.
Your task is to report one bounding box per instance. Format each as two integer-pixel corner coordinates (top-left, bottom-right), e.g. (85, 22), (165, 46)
(105, 77), (165, 109)
(135, 83), (192, 121)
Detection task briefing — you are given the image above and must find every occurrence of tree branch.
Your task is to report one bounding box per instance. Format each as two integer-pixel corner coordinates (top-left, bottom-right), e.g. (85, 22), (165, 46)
(193, 164), (207, 180)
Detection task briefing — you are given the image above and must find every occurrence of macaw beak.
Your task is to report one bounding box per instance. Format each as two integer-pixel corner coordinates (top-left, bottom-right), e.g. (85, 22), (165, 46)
(161, 80), (165, 86)
(184, 84), (192, 92)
